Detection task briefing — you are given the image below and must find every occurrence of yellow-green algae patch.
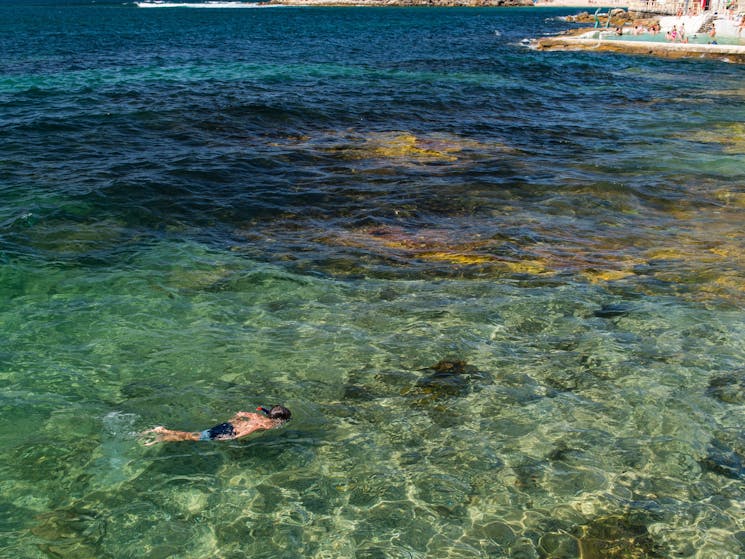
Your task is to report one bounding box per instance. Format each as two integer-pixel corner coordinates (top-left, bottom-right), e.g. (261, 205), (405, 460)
(316, 224), (551, 273)
(353, 132), (459, 162)
(685, 123), (745, 154)
(230, 178), (745, 305)
(271, 129), (516, 166)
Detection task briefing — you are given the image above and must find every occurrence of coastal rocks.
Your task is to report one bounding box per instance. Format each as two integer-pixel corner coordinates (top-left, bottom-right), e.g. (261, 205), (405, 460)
(565, 9), (653, 28)
(270, 0), (532, 6)
(534, 35), (745, 64)
(534, 19), (745, 65)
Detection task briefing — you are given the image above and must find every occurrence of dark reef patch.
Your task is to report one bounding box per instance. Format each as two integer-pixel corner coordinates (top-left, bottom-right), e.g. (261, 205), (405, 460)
(707, 371), (745, 405)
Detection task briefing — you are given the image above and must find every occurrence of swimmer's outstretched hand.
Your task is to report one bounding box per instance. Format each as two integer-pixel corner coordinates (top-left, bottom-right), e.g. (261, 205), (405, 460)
(140, 426), (166, 446)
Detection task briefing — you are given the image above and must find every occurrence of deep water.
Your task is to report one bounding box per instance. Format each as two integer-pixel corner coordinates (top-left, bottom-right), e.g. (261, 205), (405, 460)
(2, 2), (745, 558)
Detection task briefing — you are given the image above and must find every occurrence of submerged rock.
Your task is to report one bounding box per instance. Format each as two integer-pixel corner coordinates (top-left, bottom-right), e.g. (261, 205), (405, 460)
(707, 371), (745, 405)
(411, 359), (492, 399)
(593, 302), (636, 319)
(574, 514), (665, 559)
(341, 360), (492, 427)
(700, 439), (745, 480)
(427, 359), (472, 375)
(343, 368), (417, 402)
(32, 506), (105, 559)
(402, 360), (493, 426)
(343, 360), (492, 402)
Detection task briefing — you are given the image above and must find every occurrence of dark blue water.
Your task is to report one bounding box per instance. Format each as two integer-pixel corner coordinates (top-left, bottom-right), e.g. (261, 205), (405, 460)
(2, 3), (745, 558)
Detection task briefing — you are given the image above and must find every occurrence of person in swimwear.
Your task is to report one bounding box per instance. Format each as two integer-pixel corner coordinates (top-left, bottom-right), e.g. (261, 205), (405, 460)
(142, 405), (291, 446)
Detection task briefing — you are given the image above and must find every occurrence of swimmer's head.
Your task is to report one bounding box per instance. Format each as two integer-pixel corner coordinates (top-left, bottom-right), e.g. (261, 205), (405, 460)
(257, 405), (292, 422)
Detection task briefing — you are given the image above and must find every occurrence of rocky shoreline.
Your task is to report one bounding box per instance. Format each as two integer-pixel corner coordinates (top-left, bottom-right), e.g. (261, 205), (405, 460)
(533, 20), (745, 64)
(534, 34), (745, 63)
(269, 0), (533, 6)
(563, 7), (659, 28)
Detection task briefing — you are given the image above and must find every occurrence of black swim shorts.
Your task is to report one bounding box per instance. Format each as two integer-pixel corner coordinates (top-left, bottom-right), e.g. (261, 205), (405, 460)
(199, 422), (236, 441)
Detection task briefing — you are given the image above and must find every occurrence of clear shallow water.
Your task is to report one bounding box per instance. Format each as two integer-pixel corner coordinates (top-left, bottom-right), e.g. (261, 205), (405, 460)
(2, 2), (745, 558)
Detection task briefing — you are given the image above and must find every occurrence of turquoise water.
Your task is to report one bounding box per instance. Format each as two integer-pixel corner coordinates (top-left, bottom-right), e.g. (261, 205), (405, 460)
(2, 2), (745, 558)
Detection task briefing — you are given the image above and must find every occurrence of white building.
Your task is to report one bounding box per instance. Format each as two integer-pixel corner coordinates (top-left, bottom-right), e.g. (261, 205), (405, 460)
(625, 0), (738, 15)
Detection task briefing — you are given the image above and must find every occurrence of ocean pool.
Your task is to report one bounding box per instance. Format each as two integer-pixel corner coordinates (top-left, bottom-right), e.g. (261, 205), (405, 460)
(591, 28), (745, 45)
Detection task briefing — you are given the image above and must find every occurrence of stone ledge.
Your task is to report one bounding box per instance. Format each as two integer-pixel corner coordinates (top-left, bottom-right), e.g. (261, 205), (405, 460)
(269, 0), (533, 5)
(533, 35), (745, 63)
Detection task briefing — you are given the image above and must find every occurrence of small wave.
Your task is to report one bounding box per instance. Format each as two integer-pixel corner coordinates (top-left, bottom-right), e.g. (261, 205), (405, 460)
(103, 411), (140, 439)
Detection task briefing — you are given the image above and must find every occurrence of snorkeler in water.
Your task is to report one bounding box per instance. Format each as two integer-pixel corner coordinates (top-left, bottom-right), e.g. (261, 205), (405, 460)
(142, 405), (291, 446)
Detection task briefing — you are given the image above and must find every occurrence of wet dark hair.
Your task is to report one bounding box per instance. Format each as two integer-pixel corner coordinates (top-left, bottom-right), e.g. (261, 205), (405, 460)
(259, 405), (291, 422)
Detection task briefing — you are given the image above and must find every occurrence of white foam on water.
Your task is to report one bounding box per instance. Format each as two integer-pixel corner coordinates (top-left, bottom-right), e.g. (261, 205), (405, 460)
(103, 410), (140, 438)
(93, 412), (149, 490)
